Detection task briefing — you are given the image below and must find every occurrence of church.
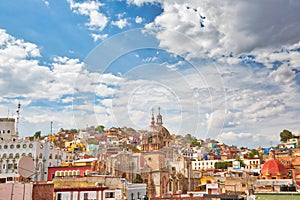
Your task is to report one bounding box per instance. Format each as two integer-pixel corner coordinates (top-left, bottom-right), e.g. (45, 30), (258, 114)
(141, 108), (172, 152)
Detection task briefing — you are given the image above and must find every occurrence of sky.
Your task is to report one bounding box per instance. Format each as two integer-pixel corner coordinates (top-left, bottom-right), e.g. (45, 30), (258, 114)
(0, 0), (300, 148)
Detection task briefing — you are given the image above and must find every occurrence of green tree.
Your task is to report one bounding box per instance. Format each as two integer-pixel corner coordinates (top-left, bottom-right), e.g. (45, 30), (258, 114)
(95, 125), (105, 133)
(184, 133), (194, 143)
(34, 131), (41, 138)
(70, 129), (78, 133)
(133, 174), (143, 183)
(191, 139), (201, 147)
(214, 161), (232, 169)
(280, 129), (293, 142)
(248, 149), (260, 158)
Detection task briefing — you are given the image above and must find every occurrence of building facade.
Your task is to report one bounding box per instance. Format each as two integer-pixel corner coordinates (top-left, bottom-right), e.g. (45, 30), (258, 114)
(0, 117), (64, 181)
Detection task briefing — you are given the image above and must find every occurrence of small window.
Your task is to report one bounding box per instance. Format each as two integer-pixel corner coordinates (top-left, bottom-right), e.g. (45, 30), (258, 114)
(105, 192), (115, 198)
(57, 193), (62, 200)
(10, 144), (14, 149)
(23, 144), (27, 149)
(16, 144), (20, 149)
(7, 130), (10, 134)
(28, 153), (32, 157)
(131, 193), (134, 200)
(4, 145), (8, 149)
(21, 153), (26, 157)
(15, 153), (20, 159)
(9, 153), (13, 158)
(39, 153), (43, 159)
(49, 154), (52, 159)
(29, 144), (33, 148)
(2, 154), (7, 158)
(2, 130), (5, 134)
(84, 193), (88, 200)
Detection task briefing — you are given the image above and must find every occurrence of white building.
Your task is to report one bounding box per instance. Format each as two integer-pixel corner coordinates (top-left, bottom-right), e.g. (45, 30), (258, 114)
(191, 159), (223, 171)
(0, 117), (64, 181)
(242, 158), (261, 170)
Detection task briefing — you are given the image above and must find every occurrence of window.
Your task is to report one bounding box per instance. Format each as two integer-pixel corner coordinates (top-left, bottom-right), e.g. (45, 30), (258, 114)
(4, 145), (7, 149)
(105, 192), (115, 198)
(8, 164), (13, 169)
(7, 177), (13, 182)
(49, 154), (52, 159)
(9, 153), (13, 158)
(29, 144), (33, 148)
(39, 153), (43, 159)
(2, 130), (5, 134)
(28, 153), (32, 157)
(21, 153), (26, 157)
(0, 145), (2, 149)
(10, 144), (14, 149)
(16, 144), (20, 149)
(84, 193), (88, 200)
(15, 153), (20, 159)
(7, 130), (10, 134)
(131, 193), (134, 200)
(57, 193), (62, 200)
(23, 144), (27, 149)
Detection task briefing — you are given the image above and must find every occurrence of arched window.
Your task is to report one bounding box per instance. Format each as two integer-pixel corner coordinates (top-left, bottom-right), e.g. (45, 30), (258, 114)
(28, 153), (32, 157)
(21, 153), (26, 157)
(2, 153), (7, 159)
(9, 153), (13, 158)
(131, 193), (134, 200)
(15, 153), (20, 159)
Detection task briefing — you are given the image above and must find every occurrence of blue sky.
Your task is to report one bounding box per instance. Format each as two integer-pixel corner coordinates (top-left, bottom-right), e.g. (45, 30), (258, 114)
(1, 0), (300, 148)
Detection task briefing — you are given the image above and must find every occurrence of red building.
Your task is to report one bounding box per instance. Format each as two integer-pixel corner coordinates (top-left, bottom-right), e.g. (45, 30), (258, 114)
(47, 166), (91, 181)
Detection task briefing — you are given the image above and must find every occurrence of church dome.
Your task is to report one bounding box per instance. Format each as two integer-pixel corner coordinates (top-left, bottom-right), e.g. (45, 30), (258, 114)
(155, 125), (171, 138)
(261, 159), (288, 177)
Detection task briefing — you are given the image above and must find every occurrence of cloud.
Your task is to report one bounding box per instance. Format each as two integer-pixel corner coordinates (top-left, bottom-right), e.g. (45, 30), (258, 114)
(135, 16), (143, 24)
(140, 0), (300, 62)
(91, 33), (108, 42)
(269, 64), (296, 83)
(111, 14), (130, 29)
(67, 0), (108, 31)
(216, 131), (278, 148)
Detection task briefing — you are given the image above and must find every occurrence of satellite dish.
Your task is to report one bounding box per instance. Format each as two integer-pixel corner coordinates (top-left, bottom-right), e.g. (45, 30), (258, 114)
(18, 156), (35, 178)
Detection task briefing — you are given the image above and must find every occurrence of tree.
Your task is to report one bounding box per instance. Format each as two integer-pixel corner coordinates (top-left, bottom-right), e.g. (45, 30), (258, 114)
(280, 129), (293, 142)
(133, 174), (143, 183)
(191, 139), (201, 147)
(214, 161), (232, 169)
(95, 125), (105, 133)
(184, 133), (194, 143)
(34, 131), (41, 138)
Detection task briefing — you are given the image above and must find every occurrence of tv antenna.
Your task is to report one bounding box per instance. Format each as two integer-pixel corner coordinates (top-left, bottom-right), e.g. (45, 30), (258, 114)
(16, 102), (21, 135)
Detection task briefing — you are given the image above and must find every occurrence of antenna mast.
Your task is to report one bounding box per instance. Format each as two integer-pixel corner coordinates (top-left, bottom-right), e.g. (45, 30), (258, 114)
(16, 102), (21, 135)
(51, 121), (53, 135)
